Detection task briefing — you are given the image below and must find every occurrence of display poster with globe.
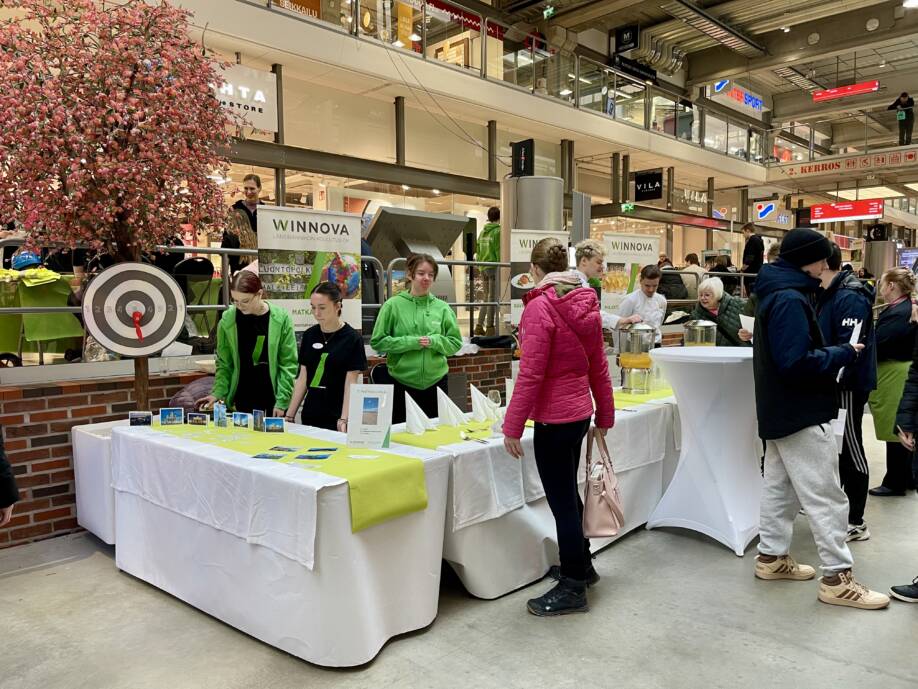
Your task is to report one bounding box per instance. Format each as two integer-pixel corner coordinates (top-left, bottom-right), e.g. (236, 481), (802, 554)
(257, 207), (362, 331)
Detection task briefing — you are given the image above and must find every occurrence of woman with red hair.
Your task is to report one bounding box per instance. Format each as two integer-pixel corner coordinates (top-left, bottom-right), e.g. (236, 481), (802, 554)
(197, 271), (298, 417)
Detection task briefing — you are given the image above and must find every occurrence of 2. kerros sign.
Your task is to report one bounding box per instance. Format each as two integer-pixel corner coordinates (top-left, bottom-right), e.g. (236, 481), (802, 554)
(213, 64), (278, 133)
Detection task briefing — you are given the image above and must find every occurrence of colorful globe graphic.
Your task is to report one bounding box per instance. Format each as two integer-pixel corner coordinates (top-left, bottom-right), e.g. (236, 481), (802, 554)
(321, 253), (361, 298)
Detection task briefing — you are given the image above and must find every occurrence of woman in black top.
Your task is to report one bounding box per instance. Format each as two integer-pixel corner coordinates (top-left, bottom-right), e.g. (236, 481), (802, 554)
(286, 282), (367, 432)
(870, 268), (918, 496)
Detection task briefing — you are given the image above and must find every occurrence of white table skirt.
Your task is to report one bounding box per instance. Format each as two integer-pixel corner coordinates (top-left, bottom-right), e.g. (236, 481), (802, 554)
(111, 427), (450, 667)
(72, 420), (127, 545)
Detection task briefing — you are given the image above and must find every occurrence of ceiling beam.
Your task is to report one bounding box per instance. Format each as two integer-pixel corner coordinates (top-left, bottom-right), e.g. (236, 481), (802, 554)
(686, 1), (918, 86)
(551, 0), (646, 30)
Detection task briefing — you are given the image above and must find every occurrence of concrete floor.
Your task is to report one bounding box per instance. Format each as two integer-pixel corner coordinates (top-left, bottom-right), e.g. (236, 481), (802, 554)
(3, 423), (918, 689)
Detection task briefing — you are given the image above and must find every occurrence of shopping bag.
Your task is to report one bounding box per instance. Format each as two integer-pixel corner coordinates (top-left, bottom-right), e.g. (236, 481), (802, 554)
(582, 428), (625, 538)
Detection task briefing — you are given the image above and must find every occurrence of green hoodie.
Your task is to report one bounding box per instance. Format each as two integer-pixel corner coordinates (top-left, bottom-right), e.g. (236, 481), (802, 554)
(476, 222), (501, 264)
(371, 291), (462, 390)
(211, 304), (299, 410)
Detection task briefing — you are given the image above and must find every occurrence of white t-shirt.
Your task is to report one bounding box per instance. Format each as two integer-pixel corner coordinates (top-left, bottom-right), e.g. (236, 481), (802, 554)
(616, 289), (667, 343)
(574, 270), (622, 331)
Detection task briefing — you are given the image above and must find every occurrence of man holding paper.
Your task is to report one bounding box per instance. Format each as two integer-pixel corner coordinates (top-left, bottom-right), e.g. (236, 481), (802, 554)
(752, 228), (887, 610)
(817, 244), (877, 543)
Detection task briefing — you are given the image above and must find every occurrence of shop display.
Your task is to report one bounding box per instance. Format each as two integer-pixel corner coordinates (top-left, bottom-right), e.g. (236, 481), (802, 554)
(346, 384), (395, 449)
(600, 233), (660, 319)
(510, 229), (569, 325)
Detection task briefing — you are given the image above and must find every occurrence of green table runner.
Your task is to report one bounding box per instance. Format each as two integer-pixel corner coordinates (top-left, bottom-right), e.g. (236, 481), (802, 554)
(615, 388), (674, 409)
(393, 420), (495, 450)
(157, 424), (428, 532)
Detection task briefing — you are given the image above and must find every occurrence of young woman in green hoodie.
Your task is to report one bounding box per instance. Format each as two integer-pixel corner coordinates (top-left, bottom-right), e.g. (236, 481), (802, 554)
(196, 271), (299, 418)
(371, 253), (462, 423)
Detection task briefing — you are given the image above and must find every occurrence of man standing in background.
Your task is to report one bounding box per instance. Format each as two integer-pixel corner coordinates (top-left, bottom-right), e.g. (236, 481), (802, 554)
(475, 207), (501, 337)
(741, 223), (765, 294)
(889, 92), (915, 146)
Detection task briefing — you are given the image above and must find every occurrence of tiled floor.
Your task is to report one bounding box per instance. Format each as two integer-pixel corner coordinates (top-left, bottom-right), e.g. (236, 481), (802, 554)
(3, 420), (918, 689)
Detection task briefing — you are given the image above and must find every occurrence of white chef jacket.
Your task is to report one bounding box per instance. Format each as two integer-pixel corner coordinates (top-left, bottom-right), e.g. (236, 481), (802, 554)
(616, 289), (667, 344)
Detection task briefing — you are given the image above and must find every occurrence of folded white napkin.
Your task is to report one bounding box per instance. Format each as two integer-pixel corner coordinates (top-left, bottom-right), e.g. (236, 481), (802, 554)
(505, 378), (515, 408)
(437, 387), (468, 427)
(470, 384), (498, 423)
(405, 393), (436, 435)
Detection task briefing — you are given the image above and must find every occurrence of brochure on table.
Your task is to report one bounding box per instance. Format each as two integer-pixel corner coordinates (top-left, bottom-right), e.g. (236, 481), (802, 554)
(600, 233), (660, 317)
(258, 206), (362, 332)
(347, 384), (394, 449)
(510, 229), (570, 325)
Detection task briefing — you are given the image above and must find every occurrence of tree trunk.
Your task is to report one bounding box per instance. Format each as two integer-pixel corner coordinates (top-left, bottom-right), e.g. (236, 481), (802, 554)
(134, 356), (150, 411)
(112, 219), (142, 263)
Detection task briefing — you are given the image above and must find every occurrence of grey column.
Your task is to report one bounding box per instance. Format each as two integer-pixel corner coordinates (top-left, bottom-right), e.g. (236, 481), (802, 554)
(740, 187), (749, 223)
(395, 96), (406, 166)
(272, 63), (286, 206)
(561, 139), (574, 194)
(612, 153), (621, 203)
(621, 154), (630, 202)
(706, 176), (715, 250)
(666, 167), (675, 257)
(488, 120), (498, 182)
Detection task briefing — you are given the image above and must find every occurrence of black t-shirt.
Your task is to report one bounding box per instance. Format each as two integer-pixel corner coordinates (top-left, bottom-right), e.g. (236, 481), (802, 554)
(234, 309), (275, 414)
(743, 234), (765, 274)
(298, 323), (367, 429)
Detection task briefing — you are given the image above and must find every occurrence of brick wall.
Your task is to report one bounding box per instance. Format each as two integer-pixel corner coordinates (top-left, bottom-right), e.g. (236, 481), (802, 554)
(0, 371), (206, 550)
(0, 349), (512, 550)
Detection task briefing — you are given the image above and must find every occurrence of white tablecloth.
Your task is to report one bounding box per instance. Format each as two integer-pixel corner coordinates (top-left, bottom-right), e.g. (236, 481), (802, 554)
(393, 399), (678, 599)
(72, 420), (127, 545)
(110, 426), (451, 667)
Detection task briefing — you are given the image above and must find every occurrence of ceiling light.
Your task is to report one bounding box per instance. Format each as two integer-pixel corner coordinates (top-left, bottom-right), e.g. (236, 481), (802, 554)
(401, 184), (410, 191)
(905, 0), (918, 8)
(409, 32), (422, 42)
(393, 39), (404, 48)
(559, 88), (572, 96)
(432, 189), (440, 195)
(781, 26), (790, 33)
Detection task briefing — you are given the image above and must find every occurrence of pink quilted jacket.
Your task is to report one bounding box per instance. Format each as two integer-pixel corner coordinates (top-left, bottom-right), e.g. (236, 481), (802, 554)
(503, 280), (615, 439)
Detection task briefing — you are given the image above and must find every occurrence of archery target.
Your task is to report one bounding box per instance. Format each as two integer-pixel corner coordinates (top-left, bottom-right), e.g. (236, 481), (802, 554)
(82, 262), (186, 357)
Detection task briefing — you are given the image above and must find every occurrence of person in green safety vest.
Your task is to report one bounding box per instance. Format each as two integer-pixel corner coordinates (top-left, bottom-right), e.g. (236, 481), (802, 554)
(475, 206), (501, 337)
(286, 282), (368, 432)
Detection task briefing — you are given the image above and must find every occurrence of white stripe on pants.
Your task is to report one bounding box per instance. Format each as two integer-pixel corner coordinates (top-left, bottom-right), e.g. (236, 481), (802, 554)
(758, 423), (854, 575)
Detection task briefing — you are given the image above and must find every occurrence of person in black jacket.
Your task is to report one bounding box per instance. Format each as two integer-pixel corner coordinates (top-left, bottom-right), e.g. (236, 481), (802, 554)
(741, 223), (765, 293)
(222, 173), (264, 274)
(753, 228), (888, 610)
(891, 328), (918, 603)
(869, 267), (918, 496)
(0, 426), (18, 526)
(816, 244), (877, 541)
(889, 92), (915, 146)
(657, 259), (688, 300)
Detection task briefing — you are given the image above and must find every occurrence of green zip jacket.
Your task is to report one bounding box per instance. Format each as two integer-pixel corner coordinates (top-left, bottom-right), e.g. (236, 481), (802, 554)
(476, 222), (501, 264)
(690, 292), (750, 347)
(370, 291), (462, 390)
(211, 304), (299, 410)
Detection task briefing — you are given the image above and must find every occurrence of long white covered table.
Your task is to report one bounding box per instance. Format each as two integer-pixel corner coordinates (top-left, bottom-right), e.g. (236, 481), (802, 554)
(393, 398), (679, 599)
(109, 424), (450, 668)
(647, 346), (761, 556)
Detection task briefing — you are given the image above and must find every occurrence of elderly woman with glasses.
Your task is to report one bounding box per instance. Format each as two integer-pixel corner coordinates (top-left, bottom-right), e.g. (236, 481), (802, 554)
(690, 276), (751, 347)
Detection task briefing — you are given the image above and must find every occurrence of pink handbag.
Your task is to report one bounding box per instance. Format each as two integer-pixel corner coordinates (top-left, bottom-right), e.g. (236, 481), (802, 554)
(582, 428), (625, 538)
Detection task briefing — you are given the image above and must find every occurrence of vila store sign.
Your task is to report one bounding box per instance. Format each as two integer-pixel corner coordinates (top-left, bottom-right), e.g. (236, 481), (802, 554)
(810, 199), (884, 224)
(812, 80), (880, 103)
(773, 147), (918, 179)
(213, 64), (278, 133)
(707, 79), (765, 120)
(634, 169), (663, 201)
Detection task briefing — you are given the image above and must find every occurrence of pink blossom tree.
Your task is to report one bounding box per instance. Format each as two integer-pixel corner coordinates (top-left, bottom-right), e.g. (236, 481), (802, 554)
(0, 0), (239, 262)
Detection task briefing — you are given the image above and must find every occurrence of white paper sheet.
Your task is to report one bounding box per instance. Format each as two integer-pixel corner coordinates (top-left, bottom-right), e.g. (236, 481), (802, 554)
(739, 314), (755, 336)
(836, 320), (863, 383)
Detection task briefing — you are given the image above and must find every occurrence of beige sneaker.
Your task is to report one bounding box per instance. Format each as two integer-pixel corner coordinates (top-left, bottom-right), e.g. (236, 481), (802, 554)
(818, 571), (890, 610)
(754, 555), (816, 581)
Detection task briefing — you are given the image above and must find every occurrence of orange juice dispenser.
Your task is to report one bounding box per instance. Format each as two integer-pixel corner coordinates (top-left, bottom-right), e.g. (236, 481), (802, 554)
(617, 323), (655, 393)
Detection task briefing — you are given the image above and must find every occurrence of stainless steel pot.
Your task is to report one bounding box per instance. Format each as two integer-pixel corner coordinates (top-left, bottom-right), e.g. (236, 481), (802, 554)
(618, 323), (656, 394)
(683, 319), (717, 347)
(618, 323), (656, 354)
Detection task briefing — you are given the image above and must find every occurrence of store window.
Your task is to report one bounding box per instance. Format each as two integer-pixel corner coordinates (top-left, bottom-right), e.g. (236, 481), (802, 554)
(749, 128), (765, 164)
(651, 93), (678, 136)
(704, 113), (727, 153)
(223, 164), (278, 209)
(425, 0), (480, 71)
(358, 0), (423, 55)
(615, 76), (645, 128)
(274, 0), (353, 32)
(727, 121), (748, 160)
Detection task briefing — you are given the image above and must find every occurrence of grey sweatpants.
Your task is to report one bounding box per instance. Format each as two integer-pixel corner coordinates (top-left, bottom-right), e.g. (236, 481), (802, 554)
(758, 423), (854, 575)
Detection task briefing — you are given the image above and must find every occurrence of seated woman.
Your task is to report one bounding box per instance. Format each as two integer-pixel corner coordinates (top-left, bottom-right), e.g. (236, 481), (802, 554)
(690, 277), (750, 347)
(370, 253), (462, 424)
(196, 271), (298, 417)
(286, 282), (367, 432)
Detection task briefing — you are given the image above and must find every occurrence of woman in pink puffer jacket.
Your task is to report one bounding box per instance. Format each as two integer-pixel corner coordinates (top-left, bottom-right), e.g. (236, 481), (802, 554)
(503, 236), (614, 617)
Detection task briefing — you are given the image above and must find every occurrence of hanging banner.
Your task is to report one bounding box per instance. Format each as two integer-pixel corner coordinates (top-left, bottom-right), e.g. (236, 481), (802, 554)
(257, 207), (362, 331)
(600, 233), (660, 317)
(510, 229), (569, 325)
(212, 64), (278, 133)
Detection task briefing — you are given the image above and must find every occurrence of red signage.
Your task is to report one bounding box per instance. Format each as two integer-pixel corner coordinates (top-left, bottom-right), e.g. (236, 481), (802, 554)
(812, 80), (880, 103)
(810, 199), (884, 223)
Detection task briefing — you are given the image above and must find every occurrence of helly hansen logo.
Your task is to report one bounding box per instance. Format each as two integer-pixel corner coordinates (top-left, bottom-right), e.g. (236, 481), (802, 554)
(842, 318), (861, 328)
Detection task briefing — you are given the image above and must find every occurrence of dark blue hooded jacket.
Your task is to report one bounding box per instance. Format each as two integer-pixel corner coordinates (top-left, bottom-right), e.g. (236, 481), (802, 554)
(753, 259), (856, 440)
(816, 270), (877, 394)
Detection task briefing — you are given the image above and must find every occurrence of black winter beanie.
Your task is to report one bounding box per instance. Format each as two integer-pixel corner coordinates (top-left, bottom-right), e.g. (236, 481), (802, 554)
(778, 227), (832, 267)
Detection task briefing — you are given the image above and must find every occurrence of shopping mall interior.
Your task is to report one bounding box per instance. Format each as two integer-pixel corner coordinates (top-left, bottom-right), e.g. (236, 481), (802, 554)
(5, 0), (918, 687)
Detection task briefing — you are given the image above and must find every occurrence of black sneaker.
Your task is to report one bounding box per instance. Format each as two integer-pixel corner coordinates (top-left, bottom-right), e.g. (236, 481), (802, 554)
(548, 565), (600, 586)
(527, 578), (589, 616)
(869, 486), (907, 497)
(890, 577), (918, 603)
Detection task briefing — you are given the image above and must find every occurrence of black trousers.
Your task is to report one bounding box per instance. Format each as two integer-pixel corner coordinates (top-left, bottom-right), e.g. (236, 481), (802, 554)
(882, 441), (915, 492)
(900, 118), (914, 146)
(838, 390), (869, 525)
(389, 375), (448, 425)
(533, 418), (592, 580)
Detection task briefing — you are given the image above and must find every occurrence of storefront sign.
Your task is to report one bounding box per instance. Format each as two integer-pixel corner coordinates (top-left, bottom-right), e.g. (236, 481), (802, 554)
(213, 64), (278, 133)
(600, 233), (660, 316)
(754, 201), (775, 220)
(810, 199), (884, 223)
(615, 24), (639, 53)
(425, 0), (505, 39)
(812, 80), (880, 103)
(274, 0), (321, 19)
(772, 147), (918, 180)
(610, 54), (657, 84)
(634, 169), (663, 201)
(258, 207), (362, 330)
(707, 79), (765, 120)
(510, 229), (569, 325)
